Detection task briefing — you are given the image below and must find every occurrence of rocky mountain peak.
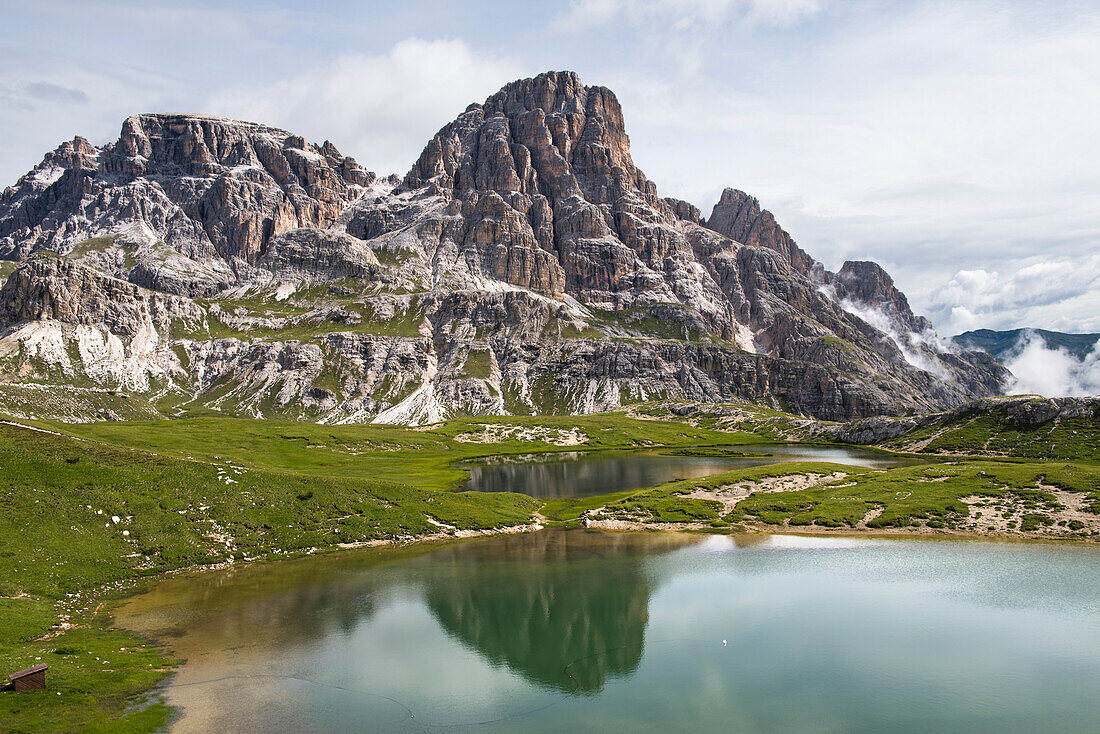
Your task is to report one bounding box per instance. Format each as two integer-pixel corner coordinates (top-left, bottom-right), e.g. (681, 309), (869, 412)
(834, 260), (904, 309)
(106, 113), (370, 185)
(406, 70), (648, 204)
(0, 113), (375, 278)
(830, 260), (932, 334)
(0, 71), (1011, 424)
(704, 188), (816, 276)
(394, 71), (714, 310)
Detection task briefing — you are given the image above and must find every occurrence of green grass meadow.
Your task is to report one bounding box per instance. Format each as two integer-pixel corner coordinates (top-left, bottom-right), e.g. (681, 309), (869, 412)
(0, 404), (1096, 732)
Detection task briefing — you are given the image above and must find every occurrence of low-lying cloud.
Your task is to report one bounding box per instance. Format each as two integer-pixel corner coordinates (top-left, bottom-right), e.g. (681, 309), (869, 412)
(1003, 332), (1100, 398)
(820, 284), (956, 381)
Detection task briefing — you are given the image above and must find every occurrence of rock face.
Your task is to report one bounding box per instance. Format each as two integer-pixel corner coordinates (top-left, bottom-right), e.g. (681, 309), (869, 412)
(0, 254), (205, 394)
(821, 395), (1100, 445)
(705, 188), (818, 277)
(829, 260), (931, 334)
(0, 71), (1010, 424)
(0, 114), (373, 295)
(0, 254), (203, 334)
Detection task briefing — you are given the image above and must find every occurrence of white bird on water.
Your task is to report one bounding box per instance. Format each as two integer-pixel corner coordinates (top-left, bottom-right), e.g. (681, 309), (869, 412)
(722, 639), (727, 646)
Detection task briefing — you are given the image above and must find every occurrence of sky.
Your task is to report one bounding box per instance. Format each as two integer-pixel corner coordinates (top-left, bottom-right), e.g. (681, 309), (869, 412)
(1, 0), (1098, 336)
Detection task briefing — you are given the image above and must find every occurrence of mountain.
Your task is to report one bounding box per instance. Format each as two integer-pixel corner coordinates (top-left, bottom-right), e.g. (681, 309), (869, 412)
(819, 394), (1099, 461)
(0, 71), (1006, 425)
(953, 329), (1100, 362)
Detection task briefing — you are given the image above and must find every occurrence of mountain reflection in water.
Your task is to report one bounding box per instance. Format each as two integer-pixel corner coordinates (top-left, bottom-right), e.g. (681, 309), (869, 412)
(114, 531), (703, 709)
(113, 530), (1100, 734)
(421, 530), (698, 692)
(461, 446), (926, 498)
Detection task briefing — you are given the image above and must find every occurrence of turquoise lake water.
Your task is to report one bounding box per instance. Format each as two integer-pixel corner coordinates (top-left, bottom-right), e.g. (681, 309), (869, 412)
(115, 530), (1100, 733)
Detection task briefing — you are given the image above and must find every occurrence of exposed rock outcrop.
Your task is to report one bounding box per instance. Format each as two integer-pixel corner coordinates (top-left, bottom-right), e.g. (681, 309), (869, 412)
(257, 228), (380, 282)
(828, 260), (931, 334)
(0, 255), (204, 393)
(0, 114), (374, 294)
(0, 71), (1013, 424)
(0, 254), (203, 335)
(704, 188), (818, 277)
(821, 395), (1100, 445)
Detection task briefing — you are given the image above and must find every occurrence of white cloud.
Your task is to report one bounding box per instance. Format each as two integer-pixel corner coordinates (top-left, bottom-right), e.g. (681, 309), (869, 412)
(553, 0), (823, 73)
(1003, 332), (1100, 397)
(556, 0), (823, 30)
(582, 2), (1100, 334)
(204, 39), (525, 177)
(924, 255), (1100, 334)
(2, 2), (1098, 337)
(822, 285), (954, 380)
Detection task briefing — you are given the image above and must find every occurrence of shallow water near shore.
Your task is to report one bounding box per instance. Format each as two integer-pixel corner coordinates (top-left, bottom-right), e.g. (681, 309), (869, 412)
(460, 444), (923, 498)
(115, 530), (1100, 733)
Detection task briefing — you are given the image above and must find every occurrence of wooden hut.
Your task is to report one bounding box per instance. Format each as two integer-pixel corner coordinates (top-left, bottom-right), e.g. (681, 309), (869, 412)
(8, 663), (48, 691)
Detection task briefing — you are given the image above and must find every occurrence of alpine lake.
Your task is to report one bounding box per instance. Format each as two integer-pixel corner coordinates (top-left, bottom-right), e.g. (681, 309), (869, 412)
(113, 447), (1100, 733)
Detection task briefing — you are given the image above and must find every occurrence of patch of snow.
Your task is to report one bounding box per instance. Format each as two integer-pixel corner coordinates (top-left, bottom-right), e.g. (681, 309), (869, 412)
(287, 146), (324, 163)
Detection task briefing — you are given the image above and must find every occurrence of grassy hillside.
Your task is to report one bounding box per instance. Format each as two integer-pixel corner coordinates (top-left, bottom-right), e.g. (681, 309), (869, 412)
(52, 412), (759, 485)
(877, 399), (1100, 460)
(1, 406), (1096, 732)
(0, 421), (540, 732)
(0, 412), (762, 732)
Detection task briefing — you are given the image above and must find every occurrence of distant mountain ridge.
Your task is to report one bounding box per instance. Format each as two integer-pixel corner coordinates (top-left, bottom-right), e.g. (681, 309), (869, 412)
(953, 329), (1100, 362)
(0, 71), (1006, 424)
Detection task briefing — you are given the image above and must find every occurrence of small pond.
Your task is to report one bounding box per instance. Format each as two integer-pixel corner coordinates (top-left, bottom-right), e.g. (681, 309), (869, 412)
(460, 444), (926, 498)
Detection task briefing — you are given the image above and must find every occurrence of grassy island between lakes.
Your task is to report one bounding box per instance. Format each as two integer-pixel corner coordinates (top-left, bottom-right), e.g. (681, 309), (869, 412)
(1, 403), (1098, 732)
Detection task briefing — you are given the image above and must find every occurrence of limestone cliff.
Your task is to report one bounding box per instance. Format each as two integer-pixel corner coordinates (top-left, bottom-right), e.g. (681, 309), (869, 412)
(0, 71), (1009, 424)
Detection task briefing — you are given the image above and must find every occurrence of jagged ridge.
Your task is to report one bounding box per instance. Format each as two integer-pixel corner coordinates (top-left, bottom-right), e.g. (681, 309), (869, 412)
(0, 71), (1007, 424)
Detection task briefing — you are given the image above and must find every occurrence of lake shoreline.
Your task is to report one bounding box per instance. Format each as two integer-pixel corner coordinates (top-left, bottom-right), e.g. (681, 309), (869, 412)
(113, 525), (1100, 734)
(110, 477), (1100, 600)
(583, 519), (1100, 545)
(109, 512), (1098, 616)
(3, 406), (1094, 732)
